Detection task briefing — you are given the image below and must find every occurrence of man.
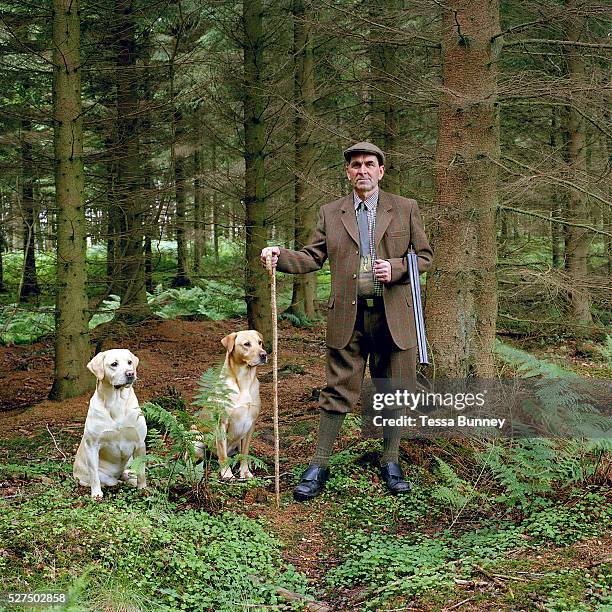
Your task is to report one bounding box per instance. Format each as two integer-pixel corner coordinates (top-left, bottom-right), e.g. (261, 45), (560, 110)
(260, 142), (432, 501)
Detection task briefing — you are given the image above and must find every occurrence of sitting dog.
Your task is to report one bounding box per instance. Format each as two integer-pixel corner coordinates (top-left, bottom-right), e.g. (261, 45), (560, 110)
(195, 330), (267, 480)
(73, 349), (147, 498)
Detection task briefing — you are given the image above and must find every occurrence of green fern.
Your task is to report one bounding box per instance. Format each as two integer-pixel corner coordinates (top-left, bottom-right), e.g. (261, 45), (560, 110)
(477, 437), (608, 509)
(142, 402), (193, 452)
(494, 339), (577, 379)
(279, 311), (312, 326)
(595, 334), (612, 366)
(495, 340), (611, 438)
(141, 401), (213, 491)
(191, 367), (234, 451)
(431, 457), (479, 515)
(190, 367), (264, 477)
(478, 440), (556, 508)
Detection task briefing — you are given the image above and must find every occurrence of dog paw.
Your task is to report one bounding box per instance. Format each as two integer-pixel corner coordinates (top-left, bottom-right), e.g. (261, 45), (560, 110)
(91, 490), (103, 500)
(239, 469), (255, 480)
(219, 467), (235, 481)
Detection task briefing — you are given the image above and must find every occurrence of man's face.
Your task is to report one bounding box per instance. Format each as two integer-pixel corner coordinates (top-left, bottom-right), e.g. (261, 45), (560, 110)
(346, 154), (384, 196)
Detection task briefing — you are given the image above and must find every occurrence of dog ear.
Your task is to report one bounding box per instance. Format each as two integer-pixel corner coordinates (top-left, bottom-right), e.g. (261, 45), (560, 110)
(221, 332), (237, 354)
(87, 352), (106, 381)
(256, 331), (264, 343)
(129, 351), (139, 372)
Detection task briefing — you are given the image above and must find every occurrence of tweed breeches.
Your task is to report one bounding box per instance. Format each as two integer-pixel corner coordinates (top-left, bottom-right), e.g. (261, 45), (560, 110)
(319, 300), (417, 414)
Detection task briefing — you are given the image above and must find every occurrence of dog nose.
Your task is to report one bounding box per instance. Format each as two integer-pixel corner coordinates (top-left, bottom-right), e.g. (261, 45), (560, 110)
(125, 371), (135, 379)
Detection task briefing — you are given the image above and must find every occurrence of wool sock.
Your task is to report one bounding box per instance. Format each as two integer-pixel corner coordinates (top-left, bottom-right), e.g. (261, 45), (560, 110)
(381, 408), (405, 465)
(310, 409), (346, 468)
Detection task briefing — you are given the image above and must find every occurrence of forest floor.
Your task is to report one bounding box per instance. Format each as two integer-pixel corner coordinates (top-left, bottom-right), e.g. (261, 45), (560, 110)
(0, 318), (610, 611)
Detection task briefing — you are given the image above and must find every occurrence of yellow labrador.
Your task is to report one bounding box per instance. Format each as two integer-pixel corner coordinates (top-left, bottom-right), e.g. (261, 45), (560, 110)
(73, 349), (147, 498)
(195, 330), (267, 480)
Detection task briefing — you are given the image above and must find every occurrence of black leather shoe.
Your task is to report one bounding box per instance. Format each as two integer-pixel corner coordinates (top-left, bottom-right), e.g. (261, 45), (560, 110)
(293, 465), (330, 502)
(380, 462), (411, 494)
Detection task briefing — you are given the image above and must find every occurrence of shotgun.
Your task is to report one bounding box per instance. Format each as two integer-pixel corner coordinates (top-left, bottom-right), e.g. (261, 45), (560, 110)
(407, 247), (429, 364)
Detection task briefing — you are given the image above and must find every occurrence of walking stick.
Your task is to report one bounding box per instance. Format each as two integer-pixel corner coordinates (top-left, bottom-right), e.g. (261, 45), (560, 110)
(266, 252), (281, 508)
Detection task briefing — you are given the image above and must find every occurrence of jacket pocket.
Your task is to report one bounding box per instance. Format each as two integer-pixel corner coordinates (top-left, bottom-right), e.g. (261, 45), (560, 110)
(387, 229), (409, 238)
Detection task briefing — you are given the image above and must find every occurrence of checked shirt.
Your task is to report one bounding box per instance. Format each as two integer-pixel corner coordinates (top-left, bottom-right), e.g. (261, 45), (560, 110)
(353, 190), (383, 296)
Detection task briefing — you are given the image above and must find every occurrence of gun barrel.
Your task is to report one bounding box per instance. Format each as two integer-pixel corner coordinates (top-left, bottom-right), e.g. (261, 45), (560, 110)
(407, 251), (429, 364)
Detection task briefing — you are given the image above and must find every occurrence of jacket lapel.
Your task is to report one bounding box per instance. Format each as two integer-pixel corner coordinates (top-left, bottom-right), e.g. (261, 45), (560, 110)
(374, 190), (393, 248)
(340, 194), (359, 247)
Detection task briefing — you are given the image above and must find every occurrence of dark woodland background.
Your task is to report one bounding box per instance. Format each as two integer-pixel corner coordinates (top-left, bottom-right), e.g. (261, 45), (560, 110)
(0, 0), (609, 398)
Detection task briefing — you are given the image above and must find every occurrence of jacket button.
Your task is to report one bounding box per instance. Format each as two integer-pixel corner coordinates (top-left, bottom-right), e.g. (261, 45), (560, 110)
(355, 250), (358, 254)
(352, 300), (356, 305)
(352, 273), (357, 279)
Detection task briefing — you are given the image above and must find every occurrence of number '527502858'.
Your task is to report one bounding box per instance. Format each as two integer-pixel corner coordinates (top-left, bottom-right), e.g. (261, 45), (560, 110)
(2, 592), (67, 606)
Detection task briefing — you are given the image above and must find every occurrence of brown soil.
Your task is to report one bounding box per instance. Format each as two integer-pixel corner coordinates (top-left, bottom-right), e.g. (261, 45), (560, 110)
(0, 317), (327, 437)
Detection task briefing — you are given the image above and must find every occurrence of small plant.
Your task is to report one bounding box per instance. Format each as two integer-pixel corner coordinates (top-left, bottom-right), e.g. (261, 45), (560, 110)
(0, 304), (54, 345)
(191, 367), (265, 480)
(430, 456), (480, 520)
(88, 294), (121, 329)
(147, 283), (246, 320)
(141, 400), (216, 506)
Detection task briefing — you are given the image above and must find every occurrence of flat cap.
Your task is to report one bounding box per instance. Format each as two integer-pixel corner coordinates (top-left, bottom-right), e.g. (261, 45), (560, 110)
(343, 141), (385, 166)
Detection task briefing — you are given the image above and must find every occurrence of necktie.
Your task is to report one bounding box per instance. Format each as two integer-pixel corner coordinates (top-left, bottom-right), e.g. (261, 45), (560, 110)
(356, 201), (371, 257)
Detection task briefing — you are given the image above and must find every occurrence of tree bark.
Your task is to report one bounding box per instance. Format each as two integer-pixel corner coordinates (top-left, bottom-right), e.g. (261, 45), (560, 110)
(368, 0), (400, 195)
(49, 0), (92, 399)
(18, 117), (40, 302)
(114, 0), (150, 320)
(424, 0), (501, 378)
(193, 113), (205, 274)
(0, 207), (5, 292)
(563, 0), (593, 331)
(172, 108), (191, 287)
(550, 109), (564, 268)
(141, 39), (155, 294)
(105, 133), (120, 294)
(243, 0), (271, 342)
(212, 141), (219, 262)
(288, 0), (317, 320)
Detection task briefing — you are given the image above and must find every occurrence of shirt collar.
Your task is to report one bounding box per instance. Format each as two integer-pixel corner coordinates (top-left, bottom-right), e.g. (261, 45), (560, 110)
(353, 189), (379, 211)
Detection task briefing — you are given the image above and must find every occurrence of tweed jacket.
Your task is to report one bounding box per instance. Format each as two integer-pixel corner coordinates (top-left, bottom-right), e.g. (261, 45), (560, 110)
(277, 190), (433, 350)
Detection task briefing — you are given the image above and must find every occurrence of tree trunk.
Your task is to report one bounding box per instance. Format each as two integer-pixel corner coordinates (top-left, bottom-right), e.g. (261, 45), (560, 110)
(563, 0), (592, 331)
(18, 117), (40, 302)
(49, 0), (92, 399)
(172, 108), (191, 287)
(141, 40), (154, 294)
(212, 141), (219, 262)
(105, 133), (120, 294)
(369, 0), (400, 194)
(424, 0), (500, 378)
(193, 114), (205, 275)
(550, 109), (564, 268)
(243, 0), (271, 342)
(0, 192), (5, 292)
(114, 0), (150, 320)
(288, 0), (316, 320)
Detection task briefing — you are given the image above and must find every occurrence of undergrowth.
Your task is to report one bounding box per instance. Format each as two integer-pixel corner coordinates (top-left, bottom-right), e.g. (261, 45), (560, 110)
(0, 486), (308, 611)
(321, 444), (610, 610)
